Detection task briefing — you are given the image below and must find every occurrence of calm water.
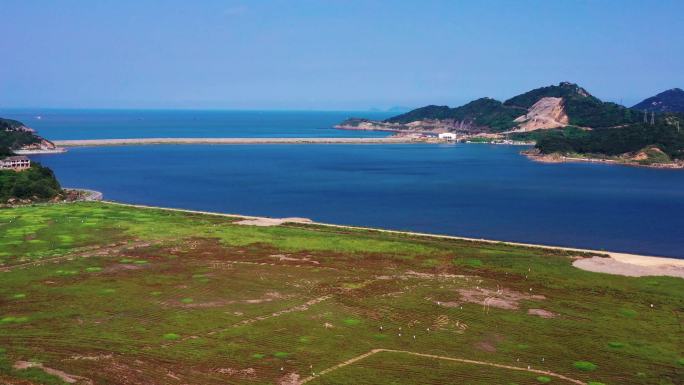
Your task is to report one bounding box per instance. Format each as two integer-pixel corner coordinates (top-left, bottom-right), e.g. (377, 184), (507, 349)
(33, 143), (684, 259)
(0, 109), (393, 139)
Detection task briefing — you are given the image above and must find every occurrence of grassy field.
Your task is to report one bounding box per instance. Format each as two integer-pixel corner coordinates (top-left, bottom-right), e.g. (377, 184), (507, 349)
(0, 202), (682, 385)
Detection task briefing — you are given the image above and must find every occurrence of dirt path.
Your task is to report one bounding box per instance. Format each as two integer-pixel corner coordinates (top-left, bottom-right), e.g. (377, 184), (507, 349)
(13, 361), (93, 384)
(0, 240), (153, 273)
(159, 295), (334, 348)
(299, 349), (585, 384)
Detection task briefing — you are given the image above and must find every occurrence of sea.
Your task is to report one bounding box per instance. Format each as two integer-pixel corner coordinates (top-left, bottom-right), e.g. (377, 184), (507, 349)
(4, 109), (684, 259)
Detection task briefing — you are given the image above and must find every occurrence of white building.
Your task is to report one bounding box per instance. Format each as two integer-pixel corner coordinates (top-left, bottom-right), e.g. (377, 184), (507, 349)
(438, 132), (458, 141)
(0, 156), (31, 171)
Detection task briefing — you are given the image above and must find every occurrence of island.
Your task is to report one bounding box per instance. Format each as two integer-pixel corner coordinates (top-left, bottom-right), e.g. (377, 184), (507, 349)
(337, 82), (684, 168)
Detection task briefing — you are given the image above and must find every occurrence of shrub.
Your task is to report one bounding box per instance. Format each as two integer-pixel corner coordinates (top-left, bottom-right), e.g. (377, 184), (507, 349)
(163, 333), (180, 340)
(573, 361), (597, 371)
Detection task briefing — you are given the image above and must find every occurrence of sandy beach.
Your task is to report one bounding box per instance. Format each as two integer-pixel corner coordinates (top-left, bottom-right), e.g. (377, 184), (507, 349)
(52, 137), (421, 147)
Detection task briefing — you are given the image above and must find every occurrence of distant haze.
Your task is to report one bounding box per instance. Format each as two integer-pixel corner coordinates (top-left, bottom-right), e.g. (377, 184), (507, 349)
(1, 0), (683, 110)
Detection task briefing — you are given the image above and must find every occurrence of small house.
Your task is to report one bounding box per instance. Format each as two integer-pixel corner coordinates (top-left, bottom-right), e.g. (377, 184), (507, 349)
(438, 132), (458, 141)
(0, 156), (31, 171)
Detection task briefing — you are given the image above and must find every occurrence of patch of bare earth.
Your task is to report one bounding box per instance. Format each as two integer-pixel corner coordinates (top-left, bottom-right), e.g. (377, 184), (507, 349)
(215, 367), (257, 380)
(103, 264), (143, 273)
(475, 341), (497, 353)
(234, 217), (312, 227)
(527, 308), (557, 318)
(270, 254), (320, 264)
(512, 97), (569, 131)
(167, 292), (288, 308)
(278, 372), (301, 385)
(403, 270), (470, 280)
(457, 287), (545, 310)
(573, 256), (684, 278)
(13, 361), (93, 384)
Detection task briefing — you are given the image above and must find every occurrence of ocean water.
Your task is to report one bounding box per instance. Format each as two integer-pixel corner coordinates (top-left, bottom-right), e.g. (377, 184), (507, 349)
(32, 142), (684, 259)
(0, 109), (393, 139)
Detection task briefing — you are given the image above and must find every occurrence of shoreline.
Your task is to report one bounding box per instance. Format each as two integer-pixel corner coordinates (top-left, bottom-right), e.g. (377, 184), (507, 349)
(524, 151), (684, 169)
(52, 137), (424, 147)
(13, 148), (67, 155)
(98, 200), (684, 277)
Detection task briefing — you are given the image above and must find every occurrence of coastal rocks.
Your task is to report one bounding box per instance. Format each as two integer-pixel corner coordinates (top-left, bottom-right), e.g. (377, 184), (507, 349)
(524, 148), (684, 169)
(335, 118), (482, 134)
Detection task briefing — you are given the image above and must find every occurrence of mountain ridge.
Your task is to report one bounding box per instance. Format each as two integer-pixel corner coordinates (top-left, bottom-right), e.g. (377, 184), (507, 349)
(337, 82), (644, 134)
(632, 88), (684, 113)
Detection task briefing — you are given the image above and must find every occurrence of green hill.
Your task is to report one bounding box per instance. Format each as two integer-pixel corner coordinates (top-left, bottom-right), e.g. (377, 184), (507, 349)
(378, 82), (639, 132)
(386, 98), (523, 132)
(504, 82), (637, 128)
(0, 162), (63, 203)
(534, 121), (684, 163)
(0, 117), (63, 203)
(633, 88), (684, 113)
(0, 118), (44, 156)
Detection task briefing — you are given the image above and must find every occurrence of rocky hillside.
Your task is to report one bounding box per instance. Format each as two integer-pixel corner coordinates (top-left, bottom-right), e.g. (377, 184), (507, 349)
(0, 118), (56, 156)
(633, 88), (684, 113)
(337, 82), (639, 135)
(512, 97), (568, 131)
(0, 117), (64, 203)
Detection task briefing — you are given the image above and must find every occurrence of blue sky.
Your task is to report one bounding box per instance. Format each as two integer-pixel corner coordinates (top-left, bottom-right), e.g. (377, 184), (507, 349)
(1, 0), (682, 110)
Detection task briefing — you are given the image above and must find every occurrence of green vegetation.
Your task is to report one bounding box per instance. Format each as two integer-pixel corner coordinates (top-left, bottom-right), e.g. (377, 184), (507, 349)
(535, 122), (684, 161)
(382, 82), (643, 132)
(573, 361), (597, 372)
(0, 202), (682, 384)
(0, 119), (41, 158)
(0, 130), (40, 158)
(0, 163), (63, 203)
(633, 88), (684, 113)
(386, 98), (523, 131)
(163, 333), (181, 340)
(504, 82), (637, 128)
(0, 117), (63, 204)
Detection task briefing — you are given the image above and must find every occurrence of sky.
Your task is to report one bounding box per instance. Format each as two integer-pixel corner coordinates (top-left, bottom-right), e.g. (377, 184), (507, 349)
(1, 0), (683, 110)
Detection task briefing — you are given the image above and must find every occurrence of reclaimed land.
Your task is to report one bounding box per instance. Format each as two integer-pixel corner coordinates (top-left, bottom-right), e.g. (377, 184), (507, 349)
(52, 137), (422, 147)
(0, 202), (682, 385)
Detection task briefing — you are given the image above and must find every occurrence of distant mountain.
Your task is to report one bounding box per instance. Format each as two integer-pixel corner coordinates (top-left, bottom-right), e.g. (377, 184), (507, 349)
(386, 106), (412, 113)
(336, 82), (684, 165)
(633, 88), (684, 113)
(337, 82), (639, 134)
(386, 97), (523, 132)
